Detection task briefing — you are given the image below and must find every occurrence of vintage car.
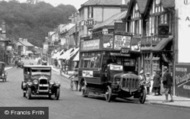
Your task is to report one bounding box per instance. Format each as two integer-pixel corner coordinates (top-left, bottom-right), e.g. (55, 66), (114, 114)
(0, 61), (7, 82)
(17, 60), (24, 68)
(21, 65), (60, 100)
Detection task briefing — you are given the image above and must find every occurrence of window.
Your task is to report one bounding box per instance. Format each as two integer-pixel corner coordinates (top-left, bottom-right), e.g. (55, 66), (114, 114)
(80, 52), (101, 68)
(145, 19), (149, 36)
(88, 6), (93, 18)
(135, 20), (139, 35)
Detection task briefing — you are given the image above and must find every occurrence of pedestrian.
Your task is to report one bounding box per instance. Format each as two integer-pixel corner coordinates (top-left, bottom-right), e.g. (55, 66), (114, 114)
(162, 67), (174, 102)
(152, 70), (161, 96)
(68, 68), (79, 91)
(60, 60), (64, 76)
(145, 72), (151, 95)
(139, 70), (146, 84)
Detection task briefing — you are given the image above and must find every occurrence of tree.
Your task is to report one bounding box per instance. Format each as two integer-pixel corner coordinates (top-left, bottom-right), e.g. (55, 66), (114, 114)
(0, 1), (77, 47)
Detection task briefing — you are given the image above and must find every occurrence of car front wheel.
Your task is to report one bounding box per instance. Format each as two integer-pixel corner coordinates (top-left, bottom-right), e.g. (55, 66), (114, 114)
(54, 88), (60, 100)
(26, 88), (32, 99)
(105, 85), (112, 102)
(139, 89), (146, 104)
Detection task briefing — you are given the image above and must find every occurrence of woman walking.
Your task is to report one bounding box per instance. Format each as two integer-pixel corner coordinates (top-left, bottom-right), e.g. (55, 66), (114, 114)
(153, 70), (161, 96)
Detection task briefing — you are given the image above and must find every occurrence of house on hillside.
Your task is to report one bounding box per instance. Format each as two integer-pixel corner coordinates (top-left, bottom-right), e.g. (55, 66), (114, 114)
(15, 38), (34, 56)
(59, 23), (75, 49)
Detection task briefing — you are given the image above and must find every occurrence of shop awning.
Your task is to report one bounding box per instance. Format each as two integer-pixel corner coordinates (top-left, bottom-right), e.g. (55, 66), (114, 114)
(73, 51), (79, 61)
(57, 50), (65, 59)
(152, 36), (173, 51)
(141, 36), (173, 52)
(52, 50), (64, 59)
(59, 48), (74, 60)
(65, 48), (79, 60)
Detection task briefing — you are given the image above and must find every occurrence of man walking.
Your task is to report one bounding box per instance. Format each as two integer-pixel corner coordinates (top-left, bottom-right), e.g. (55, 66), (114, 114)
(162, 67), (174, 102)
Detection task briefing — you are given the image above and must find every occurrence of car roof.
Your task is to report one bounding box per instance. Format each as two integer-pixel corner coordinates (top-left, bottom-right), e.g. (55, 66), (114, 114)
(23, 65), (51, 69)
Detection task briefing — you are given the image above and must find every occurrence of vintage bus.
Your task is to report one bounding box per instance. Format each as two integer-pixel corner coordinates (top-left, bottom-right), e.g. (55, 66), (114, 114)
(78, 35), (146, 103)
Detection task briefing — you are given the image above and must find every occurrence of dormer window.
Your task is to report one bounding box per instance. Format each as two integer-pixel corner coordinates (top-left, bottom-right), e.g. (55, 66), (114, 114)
(88, 6), (93, 18)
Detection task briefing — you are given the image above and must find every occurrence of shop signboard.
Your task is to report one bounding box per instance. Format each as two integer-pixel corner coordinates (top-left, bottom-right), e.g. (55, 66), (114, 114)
(114, 35), (131, 50)
(81, 39), (100, 51)
(175, 64), (190, 98)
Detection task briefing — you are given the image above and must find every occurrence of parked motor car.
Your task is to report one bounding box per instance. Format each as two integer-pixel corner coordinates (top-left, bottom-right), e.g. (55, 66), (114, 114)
(17, 60), (24, 68)
(41, 60), (47, 65)
(0, 62), (7, 82)
(21, 65), (60, 100)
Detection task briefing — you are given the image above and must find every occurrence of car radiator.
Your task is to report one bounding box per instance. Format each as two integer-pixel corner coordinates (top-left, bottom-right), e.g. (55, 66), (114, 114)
(121, 78), (139, 91)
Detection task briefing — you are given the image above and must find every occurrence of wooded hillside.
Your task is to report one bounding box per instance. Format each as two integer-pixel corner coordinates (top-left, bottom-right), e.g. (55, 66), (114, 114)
(0, 1), (77, 47)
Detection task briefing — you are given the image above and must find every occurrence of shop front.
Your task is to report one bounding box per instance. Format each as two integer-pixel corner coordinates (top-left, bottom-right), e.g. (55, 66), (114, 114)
(175, 64), (190, 98)
(141, 36), (173, 75)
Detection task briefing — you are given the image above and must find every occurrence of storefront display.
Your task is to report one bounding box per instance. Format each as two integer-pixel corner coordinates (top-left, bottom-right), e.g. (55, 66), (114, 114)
(175, 64), (190, 98)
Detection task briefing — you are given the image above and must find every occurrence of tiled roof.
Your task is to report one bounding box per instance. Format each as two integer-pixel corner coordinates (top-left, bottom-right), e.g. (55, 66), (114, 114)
(21, 41), (33, 47)
(18, 39), (33, 47)
(123, 0), (148, 20)
(82, 0), (130, 6)
(59, 23), (75, 34)
(137, 0), (148, 13)
(93, 10), (127, 30)
(161, 0), (175, 8)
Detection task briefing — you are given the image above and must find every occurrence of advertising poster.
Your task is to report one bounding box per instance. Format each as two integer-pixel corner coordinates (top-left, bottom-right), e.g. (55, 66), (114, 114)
(114, 35), (131, 50)
(175, 64), (190, 98)
(81, 39), (100, 51)
(103, 35), (113, 49)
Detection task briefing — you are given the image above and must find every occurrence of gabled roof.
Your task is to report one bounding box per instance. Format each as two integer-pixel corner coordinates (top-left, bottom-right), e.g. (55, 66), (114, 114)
(144, 0), (175, 18)
(17, 39), (33, 47)
(93, 10), (128, 30)
(59, 23), (75, 34)
(136, 0), (148, 13)
(123, 0), (148, 20)
(82, 0), (129, 6)
(20, 40), (33, 47)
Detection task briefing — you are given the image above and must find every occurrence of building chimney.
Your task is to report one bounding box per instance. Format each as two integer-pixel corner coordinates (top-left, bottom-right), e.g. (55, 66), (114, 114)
(122, 0), (125, 5)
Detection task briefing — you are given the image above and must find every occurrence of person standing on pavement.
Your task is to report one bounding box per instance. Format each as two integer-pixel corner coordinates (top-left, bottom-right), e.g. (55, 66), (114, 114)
(145, 72), (151, 95)
(152, 70), (161, 96)
(162, 67), (174, 102)
(139, 70), (146, 85)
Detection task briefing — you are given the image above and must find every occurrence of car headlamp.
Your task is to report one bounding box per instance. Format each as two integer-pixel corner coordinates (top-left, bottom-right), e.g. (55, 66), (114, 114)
(28, 81), (33, 86)
(50, 81), (54, 85)
(33, 80), (38, 85)
(116, 81), (120, 85)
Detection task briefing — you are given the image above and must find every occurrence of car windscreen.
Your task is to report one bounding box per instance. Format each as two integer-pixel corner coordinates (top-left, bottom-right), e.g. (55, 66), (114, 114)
(31, 69), (51, 75)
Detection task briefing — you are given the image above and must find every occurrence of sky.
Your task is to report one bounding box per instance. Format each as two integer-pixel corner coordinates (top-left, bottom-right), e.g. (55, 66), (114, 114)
(42, 0), (88, 9)
(17, 0), (88, 9)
